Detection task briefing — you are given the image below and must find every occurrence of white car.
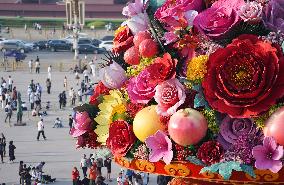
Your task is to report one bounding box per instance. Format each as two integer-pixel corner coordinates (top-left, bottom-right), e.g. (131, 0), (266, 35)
(99, 41), (113, 51)
(63, 33), (88, 44)
(9, 39), (34, 50)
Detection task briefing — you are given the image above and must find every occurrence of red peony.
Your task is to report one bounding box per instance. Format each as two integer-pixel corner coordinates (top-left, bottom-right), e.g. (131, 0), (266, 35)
(139, 39), (159, 58)
(124, 46), (140, 65)
(89, 82), (110, 105)
(113, 26), (134, 53)
(197, 141), (224, 165)
(107, 120), (136, 157)
(146, 53), (177, 85)
(203, 34), (284, 118)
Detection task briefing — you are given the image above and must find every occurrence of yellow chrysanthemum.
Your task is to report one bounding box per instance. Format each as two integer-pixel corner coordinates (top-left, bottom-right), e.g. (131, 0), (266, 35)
(94, 90), (127, 144)
(114, 26), (127, 37)
(186, 55), (209, 81)
(126, 57), (155, 77)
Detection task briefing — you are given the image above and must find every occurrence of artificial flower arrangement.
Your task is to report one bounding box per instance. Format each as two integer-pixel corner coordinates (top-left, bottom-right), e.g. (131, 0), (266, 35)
(71, 0), (284, 184)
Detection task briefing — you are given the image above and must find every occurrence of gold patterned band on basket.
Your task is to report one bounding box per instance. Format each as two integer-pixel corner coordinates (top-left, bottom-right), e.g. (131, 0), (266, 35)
(114, 157), (284, 185)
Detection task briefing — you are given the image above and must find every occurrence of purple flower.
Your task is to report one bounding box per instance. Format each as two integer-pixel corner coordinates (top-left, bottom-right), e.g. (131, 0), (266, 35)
(124, 13), (150, 35)
(218, 116), (257, 150)
(122, 0), (148, 17)
(252, 137), (284, 173)
(145, 130), (173, 164)
(262, 0), (284, 33)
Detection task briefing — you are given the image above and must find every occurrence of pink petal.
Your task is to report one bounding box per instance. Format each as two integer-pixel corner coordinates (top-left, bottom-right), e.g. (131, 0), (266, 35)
(252, 145), (267, 160)
(272, 145), (284, 160)
(163, 151), (173, 165)
(145, 135), (160, 150)
(269, 160), (283, 173)
(71, 129), (87, 137)
(149, 150), (165, 162)
(263, 137), (277, 150)
(255, 158), (273, 170)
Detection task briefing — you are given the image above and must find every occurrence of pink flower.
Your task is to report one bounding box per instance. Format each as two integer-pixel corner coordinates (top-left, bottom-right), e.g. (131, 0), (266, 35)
(154, 79), (186, 116)
(238, 1), (262, 23)
(252, 137), (283, 173)
(155, 0), (203, 30)
(99, 62), (127, 89)
(76, 136), (85, 148)
(145, 130), (173, 164)
(122, 0), (148, 17)
(124, 13), (149, 35)
(163, 32), (179, 45)
(70, 111), (92, 137)
(193, 0), (245, 39)
(127, 70), (156, 104)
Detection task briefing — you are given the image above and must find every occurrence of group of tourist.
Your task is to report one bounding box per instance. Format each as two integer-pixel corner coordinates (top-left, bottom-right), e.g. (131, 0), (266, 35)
(0, 133), (16, 164)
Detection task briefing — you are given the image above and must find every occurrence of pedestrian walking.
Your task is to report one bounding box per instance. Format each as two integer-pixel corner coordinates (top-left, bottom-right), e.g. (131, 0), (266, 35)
(63, 76), (67, 90)
(62, 91), (67, 107)
(72, 167), (80, 185)
(83, 69), (89, 83)
(29, 91), (35, 110)
(8, 76), (13, 92)
(28, 60), (33, 73)
(77, 89), (82, 103)
(75, 71), (80, 85)
(35, 56), (40, 74)
(80, 154), (88, 178)
(30, 80), (36, 92)
(89, 165), (97, 185)
(16, 92), (23, 124)
(8, 140), (16, 163)
(68, 114), (73, 127)
(46, 78), (51, 94)
(37, 119), (46, 141)
(47, 65), (52, 80)
(19, 161), (24, 184)
(0, 139), (4, 163)
(104, 157), (112, 182)
(0, 133), (6, 156)
(4, 102), (12, 124)
(96, 157), (103, 176)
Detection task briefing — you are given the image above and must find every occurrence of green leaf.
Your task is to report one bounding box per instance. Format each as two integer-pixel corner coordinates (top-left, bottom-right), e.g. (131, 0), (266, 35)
(149, 0), (166, 11)
(241, 164), (256, 179)
(186, 156), (206, 166)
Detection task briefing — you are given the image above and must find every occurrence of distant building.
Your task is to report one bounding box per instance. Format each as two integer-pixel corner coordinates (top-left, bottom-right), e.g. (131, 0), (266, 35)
(0, 0), (128, 18)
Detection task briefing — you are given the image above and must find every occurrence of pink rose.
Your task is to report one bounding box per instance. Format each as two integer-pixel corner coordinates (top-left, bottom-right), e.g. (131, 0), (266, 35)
(193, 0), (245, 39)
(155, 0), (203, 30)
(238, 1), (262, 23)
(127, 70), (157, 104)
(154, 79), (186, 116)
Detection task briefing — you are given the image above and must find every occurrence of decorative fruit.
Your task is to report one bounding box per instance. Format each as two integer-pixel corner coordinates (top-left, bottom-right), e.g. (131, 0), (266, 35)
(133, 105), (165, 142)
(264, 107), (284, 146)
(168, 108), (208, 146)
(133, 31), (152, 47)
(124, 46), (140, 65)
(139, 39), (159, 58)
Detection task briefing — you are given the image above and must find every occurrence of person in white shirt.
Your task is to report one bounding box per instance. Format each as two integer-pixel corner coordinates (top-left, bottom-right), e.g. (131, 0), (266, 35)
(35, 57), (40, 74)
(83, 69), (89, 83)
(8, 76), (13, 92)
(53, 117), (63, 128)
(29, 91), (35, 110)
(47, 65), (52, 80)
(77, 89), (82, 103)
(4, 102), (12, 124)
(37, 119), (46, 141)
(28, 60), (33, 73)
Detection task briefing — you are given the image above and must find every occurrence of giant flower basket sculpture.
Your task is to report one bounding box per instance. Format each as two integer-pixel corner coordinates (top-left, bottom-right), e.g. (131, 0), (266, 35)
(71, 0), (284, 184)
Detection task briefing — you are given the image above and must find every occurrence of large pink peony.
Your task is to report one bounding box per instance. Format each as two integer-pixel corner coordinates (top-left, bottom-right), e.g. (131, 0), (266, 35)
(193, 0), (245, 39)
(154, 79), (186, 116)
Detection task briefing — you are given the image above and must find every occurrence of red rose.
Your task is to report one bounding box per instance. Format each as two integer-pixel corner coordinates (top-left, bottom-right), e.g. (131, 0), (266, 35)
(197, 141), (224, 165)
(113, 26), (134, 53)
(146, 53), (177, 85)
(203, 34), (284, 118)
(107, 120), (136, 157)
(89, 82), (110, 105)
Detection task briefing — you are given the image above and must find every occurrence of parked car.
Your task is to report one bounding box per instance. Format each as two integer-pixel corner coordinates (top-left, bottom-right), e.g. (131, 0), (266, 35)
(0, 40), (30, 53)
(91, 39), (102, 47)
(46, 40), (72, 52)
(78, 44), (105, 54)
(33, 40), (48, 50)
(4, 50), (27, 61)
(101, 35), (114, 41)
(63, 33), (88, 43)
(78, 38), (92, 45)
(99, 41), (113, 51)
(10, 40), (33, 51)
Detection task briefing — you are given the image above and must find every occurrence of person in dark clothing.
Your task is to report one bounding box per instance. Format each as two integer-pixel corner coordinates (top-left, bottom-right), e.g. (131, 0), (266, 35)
(8, 140), (16, 163)
(19, 161), (24, 185)
(0, 140), (4, 163)
(59, 93), (63, 109)
(157, 175), (172, 185)
(46, 78), (51, 94)
(30, 80), (36, 92)
(104, 157), (112, 181)
(62, 91), (67, 107)
(24, 167), (32, 185)
(68, 115), (73, 132)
